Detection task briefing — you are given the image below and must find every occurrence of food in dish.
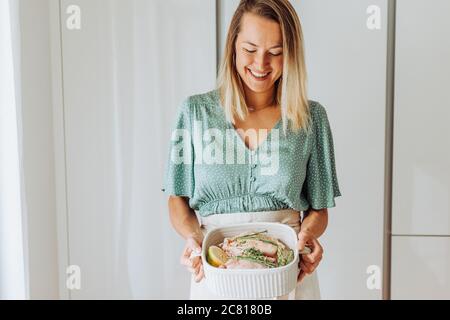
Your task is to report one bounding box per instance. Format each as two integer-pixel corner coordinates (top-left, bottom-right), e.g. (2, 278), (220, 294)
(206, 230), (294, 269)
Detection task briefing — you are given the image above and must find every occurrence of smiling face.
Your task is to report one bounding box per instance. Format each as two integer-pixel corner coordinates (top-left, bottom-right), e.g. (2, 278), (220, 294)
(235, 13), (284, 95)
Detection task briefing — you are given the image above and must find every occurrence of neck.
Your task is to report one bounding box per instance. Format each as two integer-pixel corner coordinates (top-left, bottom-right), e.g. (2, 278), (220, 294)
(244, 87), (276, 111)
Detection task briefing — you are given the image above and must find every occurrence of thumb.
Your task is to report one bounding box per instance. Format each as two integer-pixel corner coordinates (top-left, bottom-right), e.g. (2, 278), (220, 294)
(297, 232), (307, 251)
(188, 237), (202, 254)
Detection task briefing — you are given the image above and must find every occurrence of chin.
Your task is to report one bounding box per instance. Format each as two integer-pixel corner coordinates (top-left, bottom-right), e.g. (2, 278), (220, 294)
(245, 82), (276, 93)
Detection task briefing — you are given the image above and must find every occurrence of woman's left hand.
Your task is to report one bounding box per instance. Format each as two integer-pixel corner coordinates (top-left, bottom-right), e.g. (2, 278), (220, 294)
(297, 229), (323, 283)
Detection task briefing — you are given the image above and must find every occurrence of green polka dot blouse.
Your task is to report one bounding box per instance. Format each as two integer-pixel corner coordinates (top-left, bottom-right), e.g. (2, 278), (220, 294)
(162, 89), (341, 217)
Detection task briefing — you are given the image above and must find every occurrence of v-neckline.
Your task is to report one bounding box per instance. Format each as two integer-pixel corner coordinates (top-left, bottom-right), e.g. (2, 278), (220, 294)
(214, 89), (282, 153)
(228, 117), (282, 153)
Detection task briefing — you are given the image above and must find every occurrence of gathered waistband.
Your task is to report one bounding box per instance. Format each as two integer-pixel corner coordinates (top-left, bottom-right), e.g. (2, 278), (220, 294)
(195, 209), (301, 233)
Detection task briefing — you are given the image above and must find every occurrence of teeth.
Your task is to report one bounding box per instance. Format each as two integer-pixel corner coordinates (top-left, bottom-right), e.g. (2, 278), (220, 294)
(249, 69), (269, 78)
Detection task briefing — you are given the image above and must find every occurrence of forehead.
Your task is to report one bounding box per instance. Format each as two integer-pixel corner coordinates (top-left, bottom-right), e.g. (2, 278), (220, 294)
(237, 13), (282, 45)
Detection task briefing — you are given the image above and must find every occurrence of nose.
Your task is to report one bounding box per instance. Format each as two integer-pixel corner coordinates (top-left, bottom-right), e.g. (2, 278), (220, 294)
(253, 52), (270, 71)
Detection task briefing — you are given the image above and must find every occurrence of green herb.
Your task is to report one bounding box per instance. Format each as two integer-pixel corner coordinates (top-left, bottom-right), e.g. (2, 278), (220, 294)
(236, 248), (278, 268)
(236, 236), (278, 246)
(229, 230), (295, 268)
(235, 256), (276, 268)
(277, 247), (294, 266)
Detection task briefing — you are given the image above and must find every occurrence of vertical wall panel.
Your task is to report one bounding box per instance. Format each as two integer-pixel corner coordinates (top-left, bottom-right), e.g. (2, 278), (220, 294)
(19, 0), (59, 299)
(392, 0), (450, 299)
(392, 237), (450, 299)
(393, 0), (450, 236)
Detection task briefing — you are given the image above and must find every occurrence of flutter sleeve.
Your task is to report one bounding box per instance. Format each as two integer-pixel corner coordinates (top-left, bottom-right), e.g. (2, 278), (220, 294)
(299, 102), (341, 210)
(161, 98), (195, 198)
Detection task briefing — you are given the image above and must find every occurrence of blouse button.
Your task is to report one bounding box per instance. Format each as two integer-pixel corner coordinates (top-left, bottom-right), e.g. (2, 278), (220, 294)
(250, 177), (256, 182)
(252, 164), (257, 169)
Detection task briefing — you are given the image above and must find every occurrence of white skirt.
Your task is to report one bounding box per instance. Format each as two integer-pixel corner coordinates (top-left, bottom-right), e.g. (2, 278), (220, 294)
(190, 209), (321, 300)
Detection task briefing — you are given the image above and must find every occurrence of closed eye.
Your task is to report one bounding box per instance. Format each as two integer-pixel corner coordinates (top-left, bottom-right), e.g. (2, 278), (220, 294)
(243, 48), (282, 56)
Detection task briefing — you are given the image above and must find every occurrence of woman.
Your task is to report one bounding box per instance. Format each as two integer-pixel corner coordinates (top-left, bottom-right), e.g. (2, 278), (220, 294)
(162, 0), (341, 300)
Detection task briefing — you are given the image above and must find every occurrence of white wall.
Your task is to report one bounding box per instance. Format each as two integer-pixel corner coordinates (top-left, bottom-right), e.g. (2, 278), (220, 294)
(391, 0), (450, 299)
(294, 0), (388, 300)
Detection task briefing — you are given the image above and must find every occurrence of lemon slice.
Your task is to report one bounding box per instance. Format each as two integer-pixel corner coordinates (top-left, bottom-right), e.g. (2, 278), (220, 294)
(207, 246), (229, 267)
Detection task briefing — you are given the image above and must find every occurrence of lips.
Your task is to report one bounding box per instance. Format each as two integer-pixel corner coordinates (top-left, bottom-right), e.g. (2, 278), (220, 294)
(247, 68), (271, 80)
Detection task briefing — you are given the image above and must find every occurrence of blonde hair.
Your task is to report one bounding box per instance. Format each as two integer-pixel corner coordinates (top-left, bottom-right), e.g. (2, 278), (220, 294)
(217, 0), (311, 134)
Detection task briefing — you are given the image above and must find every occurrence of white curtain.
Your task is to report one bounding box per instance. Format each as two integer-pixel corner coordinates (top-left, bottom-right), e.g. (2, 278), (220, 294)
(0, 0), (28, 299)
(0, 0), (216, 300)
(58, 0), (216, 299)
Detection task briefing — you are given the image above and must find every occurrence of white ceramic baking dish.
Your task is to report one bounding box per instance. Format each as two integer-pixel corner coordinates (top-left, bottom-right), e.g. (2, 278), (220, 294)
(201, 222), (300, 299)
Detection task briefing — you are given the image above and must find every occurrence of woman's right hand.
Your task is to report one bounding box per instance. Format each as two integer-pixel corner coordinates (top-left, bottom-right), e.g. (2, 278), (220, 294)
(180, 233), (204, 282)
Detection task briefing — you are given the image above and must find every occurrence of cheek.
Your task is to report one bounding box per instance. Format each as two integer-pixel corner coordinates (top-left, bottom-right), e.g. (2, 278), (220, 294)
(236, 54), (252, 69)
(272, 59), (283, 74)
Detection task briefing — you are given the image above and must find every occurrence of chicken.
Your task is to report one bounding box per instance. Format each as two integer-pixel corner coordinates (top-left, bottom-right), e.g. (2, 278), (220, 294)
(207, 230), (294, 269)
(239, 239), (278, 257)
(222, 238), (278, 258)
(224, 258), (268, 269)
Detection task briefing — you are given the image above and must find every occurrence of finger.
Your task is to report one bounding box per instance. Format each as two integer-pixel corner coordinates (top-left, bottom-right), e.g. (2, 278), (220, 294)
(194, 259), (203, 273)
(297, 268), (302, 280)
(307, 238), (323, 262)
(302, 256), (322, 274)
(181, 236), (203, 267)
(297, 233), (307, 251)
(195, 266), (204, 282)
(180, 250), (194, 267)
(185, 256), (202, 273)
(200, 265), (206, 279)
(180, 242), (194, 261)
(188, 258), (203, 274)
(187, 265), (198, 274)
(298, 271), (306, 283)
(297, 269), (306, 283)
(194, 262), (202, 275)
(299, 261), (309, 273)
(302, 251), (323, 264)
(301, 253), (317, 264)
(183, 245), (193, 258)
(311, 255), (322, 270)
(300, 261), (313, 274)
(190, 254), (201, 265)
(187, 238), (202, 254)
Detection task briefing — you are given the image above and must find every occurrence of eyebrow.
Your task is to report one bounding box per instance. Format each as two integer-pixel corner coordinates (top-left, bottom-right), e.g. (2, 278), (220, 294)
(243, 41), (283, 49)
